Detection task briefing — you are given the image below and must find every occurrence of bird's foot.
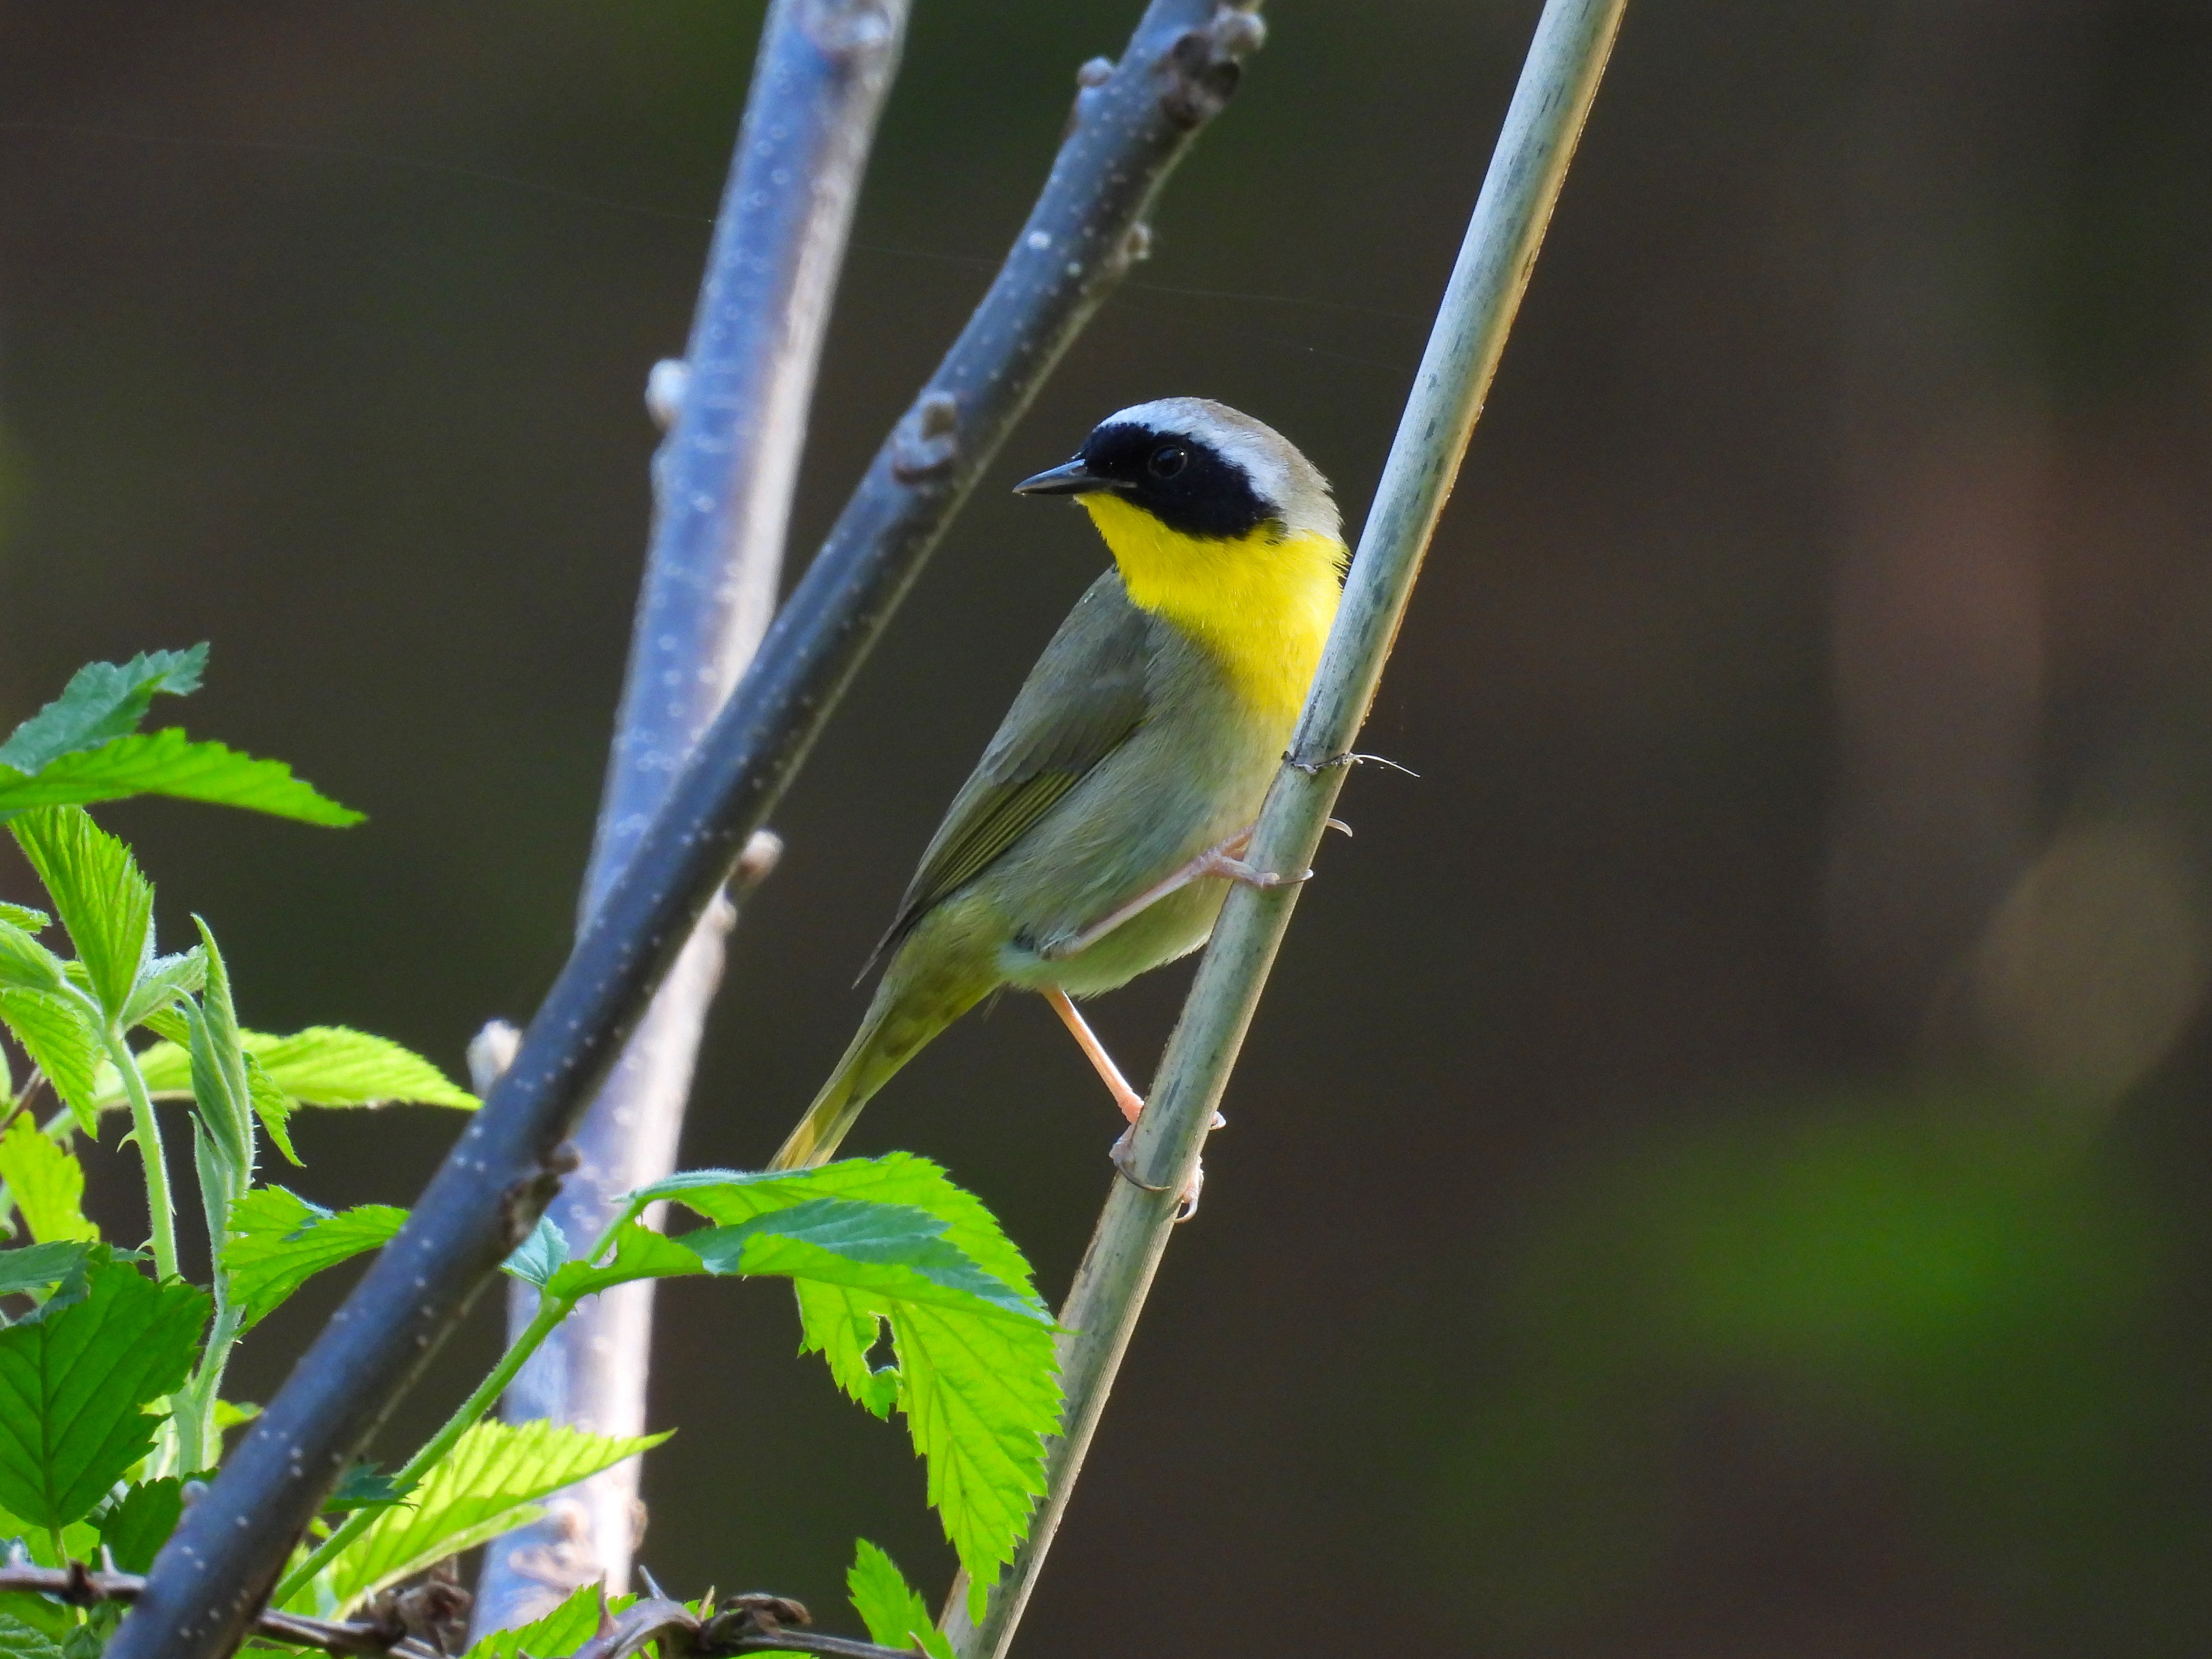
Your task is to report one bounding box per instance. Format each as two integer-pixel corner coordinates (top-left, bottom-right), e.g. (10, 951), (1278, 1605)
(1205, 849), (1313, 890)
(1110, 1126), (1209, 1222)
(1284, 748), (1420, 779)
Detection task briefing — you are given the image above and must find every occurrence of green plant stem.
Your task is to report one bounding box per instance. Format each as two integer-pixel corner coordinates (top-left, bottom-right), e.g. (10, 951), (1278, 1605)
(272, 1288), (574, 1605)
(939, 0), (1631, 1651)
(174, 1301), (243, 1475)
(98, 1020), (178, 1284)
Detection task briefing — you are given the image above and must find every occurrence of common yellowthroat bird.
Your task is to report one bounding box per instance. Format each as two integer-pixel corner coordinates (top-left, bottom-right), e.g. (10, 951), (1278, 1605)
(770, 399), (1345, 1191)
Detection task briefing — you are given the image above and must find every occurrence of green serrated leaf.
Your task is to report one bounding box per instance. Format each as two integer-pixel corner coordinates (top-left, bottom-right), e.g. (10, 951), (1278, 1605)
(113, 1025), (476, 1115)
(0, 921), (70, 999)
(0, 1242), (89, 1299)
(118, 949), (205, 1035)
(797, 1280), (902, 1419)
(848, 1539), (958, 1659)
(96, 1477), (188, 1574)
(323, 1461), (413, 1515)
(897, 1300), (1060, 1620)
(689, 1199), (1046, 1323)
(537, 1220), (702, 1304)
(12, 1242), (140, 1327)
(222, 1187), (407, 1330)
(0, 1120), (96, 1246)
(307, 1420), (667, 1617)
(0, 1587), (75, 1643)
(637, 1154), (1042, 1310)
(8, 807), (153, 1021)
(0, 728), (362, 828)
(137, 1004), (191, 1047)
(0, 648), (206, 779)
(243, 1054), (298, 1166)
(241, 1026), (474, 1109)
(498, 1214), (570, 1290)
(648, 1163), (1060, 1612)
(458, 1583), (618, 1659)
(0, 991), (102, 1135)
(0, 1611), (67, 1659)
(0, 1258), (208, 1529)
(0, 905), (51, 934)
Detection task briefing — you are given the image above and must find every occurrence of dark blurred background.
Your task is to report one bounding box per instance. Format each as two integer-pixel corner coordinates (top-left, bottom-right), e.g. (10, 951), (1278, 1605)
(5, 2), (2212, 1653)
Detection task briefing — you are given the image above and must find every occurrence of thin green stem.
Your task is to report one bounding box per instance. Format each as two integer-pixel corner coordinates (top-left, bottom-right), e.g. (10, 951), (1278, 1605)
(174, 1301), (243, 1475)
(272, 1289), (574, 1605)
(940, 0), (1631, 1651)
(98, 1019), (178, 1285)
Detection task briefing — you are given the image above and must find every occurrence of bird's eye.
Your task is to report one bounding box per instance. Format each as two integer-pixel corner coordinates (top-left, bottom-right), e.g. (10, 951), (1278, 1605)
(1146, 443), (1188, 479)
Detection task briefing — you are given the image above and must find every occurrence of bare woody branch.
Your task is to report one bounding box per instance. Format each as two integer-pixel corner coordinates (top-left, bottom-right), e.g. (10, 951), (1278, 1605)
(110, 6), (1265, 1657)
(0, 1566), (916, 1659)
(474, 0), (907, 1626)
(562, 1595), (926, 1659)
(938, 0), (1634, 1653)
(0, 1563), (443, 1659)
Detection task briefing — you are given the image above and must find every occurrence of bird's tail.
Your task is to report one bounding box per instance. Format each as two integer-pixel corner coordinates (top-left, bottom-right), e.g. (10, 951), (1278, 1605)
(769, 929), (993, 1171)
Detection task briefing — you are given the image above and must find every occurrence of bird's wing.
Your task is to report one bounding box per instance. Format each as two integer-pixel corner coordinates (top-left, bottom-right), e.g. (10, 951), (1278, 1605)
(867, 572), (1154, 968)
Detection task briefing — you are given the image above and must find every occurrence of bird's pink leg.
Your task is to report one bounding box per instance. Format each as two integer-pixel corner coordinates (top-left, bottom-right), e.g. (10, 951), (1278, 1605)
(1041, 826), (1310, 963)
(1046, 986), (1223, 1222)
(1044, 986), (1144, 1123)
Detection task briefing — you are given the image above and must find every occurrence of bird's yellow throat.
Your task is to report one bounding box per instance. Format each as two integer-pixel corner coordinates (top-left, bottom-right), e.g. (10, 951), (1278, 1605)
(1081, 493), (1346, 723)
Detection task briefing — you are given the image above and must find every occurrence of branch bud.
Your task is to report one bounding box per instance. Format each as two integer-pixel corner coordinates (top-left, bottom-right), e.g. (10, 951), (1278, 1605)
(890, 390), (961, 482)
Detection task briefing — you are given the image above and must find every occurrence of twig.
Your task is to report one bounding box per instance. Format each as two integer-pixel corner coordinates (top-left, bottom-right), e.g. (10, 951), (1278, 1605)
(475, 0), (901, 1625)
(0, 1563), (443, 1659)
(936, 0), (1631, 1653)
(554, 1594), (921, 1659)
(273, 1274), (574, 1604)
(111, 6), (1264, 1657)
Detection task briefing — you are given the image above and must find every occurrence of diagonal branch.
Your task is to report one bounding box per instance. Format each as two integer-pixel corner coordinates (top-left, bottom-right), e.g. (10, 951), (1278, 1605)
(472, 0), (907, 1629)
(110, 6), (1266, 1657)
(938, 0), (1633, 1652)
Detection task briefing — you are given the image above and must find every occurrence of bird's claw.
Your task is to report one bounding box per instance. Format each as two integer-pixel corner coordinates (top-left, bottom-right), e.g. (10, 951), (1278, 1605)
(1218, 856), (1312, 890)
(1109, 1127), (1205, 1221)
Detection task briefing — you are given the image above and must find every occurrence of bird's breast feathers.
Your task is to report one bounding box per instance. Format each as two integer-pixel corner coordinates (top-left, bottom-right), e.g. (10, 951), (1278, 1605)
(1081, 493), (1345, 726)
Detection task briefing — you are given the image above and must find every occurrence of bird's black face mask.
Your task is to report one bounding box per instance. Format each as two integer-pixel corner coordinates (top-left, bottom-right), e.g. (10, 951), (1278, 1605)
(1070, 421), (1274, 540)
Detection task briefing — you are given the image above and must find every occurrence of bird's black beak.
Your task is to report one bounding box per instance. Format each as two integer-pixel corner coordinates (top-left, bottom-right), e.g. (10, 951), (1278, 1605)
(1012, 457), (1109, 496)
